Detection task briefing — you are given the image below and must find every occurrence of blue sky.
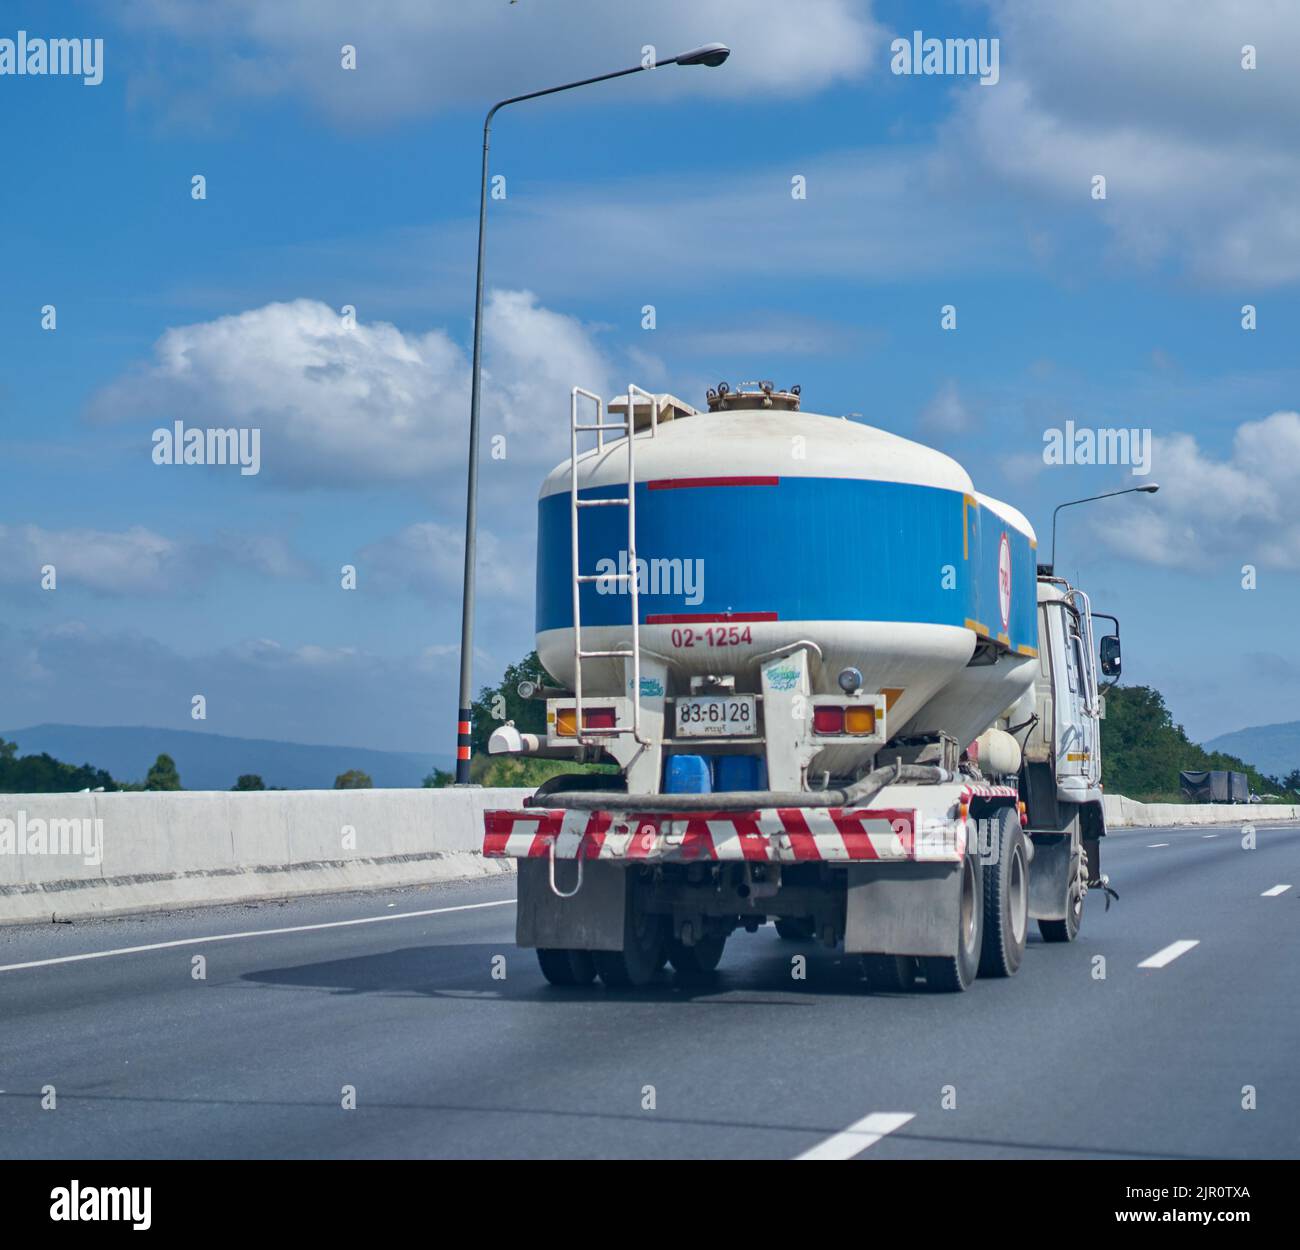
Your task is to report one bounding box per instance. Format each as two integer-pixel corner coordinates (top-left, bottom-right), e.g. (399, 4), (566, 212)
(3, 0), (1299, 761)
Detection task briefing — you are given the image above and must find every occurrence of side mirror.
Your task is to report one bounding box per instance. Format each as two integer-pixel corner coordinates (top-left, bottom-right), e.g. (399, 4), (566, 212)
(1099, 634), (1121, 678)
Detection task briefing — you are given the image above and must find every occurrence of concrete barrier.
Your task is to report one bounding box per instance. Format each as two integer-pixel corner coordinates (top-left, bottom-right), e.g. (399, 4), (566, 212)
(1104, 794), (1300, 828)
(0, 788), (533, 925)
(6, 788), (1296, 925)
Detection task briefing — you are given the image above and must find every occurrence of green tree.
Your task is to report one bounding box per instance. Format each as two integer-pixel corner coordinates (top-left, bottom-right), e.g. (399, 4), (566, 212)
(0, 739), (118, 794)
(334, 769), (373, 789)
(423, 767), (454, 789)
(145, 753), (182, 791)
(469, 650), (551, 757)
(1100, 685), (1289, 802)
(475, 755), (617, 788)
(463, 650), (617, 786)
(232, 774), (266, 791)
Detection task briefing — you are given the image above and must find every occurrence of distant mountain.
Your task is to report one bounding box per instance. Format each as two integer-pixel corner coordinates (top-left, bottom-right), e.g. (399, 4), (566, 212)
(0, 724), (450, 791)
(1202, 721), (1300, 781)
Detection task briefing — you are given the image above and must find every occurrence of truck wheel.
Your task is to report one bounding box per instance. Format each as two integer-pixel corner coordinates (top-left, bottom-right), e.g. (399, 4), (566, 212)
(775, 918), (815, 942)
(918, 853), (983, 992)
(668, 935), (726, 979)
(594, 911), (667, 989)
(861, 954), (915, 992)
(1038, 844), (1084, 943)
(536, 948), (596, 986)
(978, 807), (1029, 978)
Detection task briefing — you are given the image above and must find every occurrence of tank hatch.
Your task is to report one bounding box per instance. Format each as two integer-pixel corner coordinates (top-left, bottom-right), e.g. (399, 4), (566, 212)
(706, 380), (801, 412)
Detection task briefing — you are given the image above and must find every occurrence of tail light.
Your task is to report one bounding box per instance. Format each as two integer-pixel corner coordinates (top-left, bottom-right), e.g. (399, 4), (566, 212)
(813, 706), (844, 735)
(556, 707), (616, 736)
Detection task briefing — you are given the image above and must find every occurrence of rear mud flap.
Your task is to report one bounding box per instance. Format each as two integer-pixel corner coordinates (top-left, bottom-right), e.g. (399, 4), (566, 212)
(845, 861), (962, 957)
(515, 858), (628, 951)
(1028, 832), (1074, 921)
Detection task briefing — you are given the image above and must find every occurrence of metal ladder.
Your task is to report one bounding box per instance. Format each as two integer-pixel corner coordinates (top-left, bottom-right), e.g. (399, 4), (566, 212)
(569, 384), (657, 746)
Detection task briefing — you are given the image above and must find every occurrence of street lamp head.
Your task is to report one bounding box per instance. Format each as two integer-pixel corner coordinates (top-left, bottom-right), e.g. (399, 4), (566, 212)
(1137, 482), (1159, 493)
(674, 42), (731, 67)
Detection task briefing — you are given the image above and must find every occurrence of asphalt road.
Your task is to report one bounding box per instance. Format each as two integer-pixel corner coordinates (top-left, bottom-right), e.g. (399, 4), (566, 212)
(1, 822), (1296, 1159)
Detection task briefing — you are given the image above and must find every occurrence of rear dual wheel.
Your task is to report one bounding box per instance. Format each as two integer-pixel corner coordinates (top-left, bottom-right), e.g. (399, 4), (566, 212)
(668, 934), (726, 980)
(775, 917), (815, 942)
(918, 851), (983, 992)
(593, 910), (668, 989)
(536, 948), (597, 986)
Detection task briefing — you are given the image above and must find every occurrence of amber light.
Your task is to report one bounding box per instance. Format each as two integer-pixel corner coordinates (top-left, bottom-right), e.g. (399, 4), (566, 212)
(844, 706), (876, 735)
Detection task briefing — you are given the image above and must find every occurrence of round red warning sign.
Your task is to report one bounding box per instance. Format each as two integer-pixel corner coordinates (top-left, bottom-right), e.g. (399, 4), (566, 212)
(998, 531), (1012, 632)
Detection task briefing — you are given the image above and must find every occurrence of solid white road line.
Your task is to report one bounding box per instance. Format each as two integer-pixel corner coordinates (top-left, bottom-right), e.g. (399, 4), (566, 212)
(1147, 843), (1170, 848)
(1261, 884), (1293, 897)
(0, 898), (515, 974)
(1138, 939), (1200, 969)
(796, 1111), (915, 1161)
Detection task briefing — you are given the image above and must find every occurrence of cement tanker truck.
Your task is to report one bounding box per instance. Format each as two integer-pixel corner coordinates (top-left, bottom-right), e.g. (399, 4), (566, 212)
(482, 382), (1121, 991)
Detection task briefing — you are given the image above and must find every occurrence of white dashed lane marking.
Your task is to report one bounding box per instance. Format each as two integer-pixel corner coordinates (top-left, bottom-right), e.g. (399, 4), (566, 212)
(1147, 843), (1169, 848)
(1261, 884), (1293, 897)
(1138, 940), (1200, 969)
(796, 1111), (915, 1161)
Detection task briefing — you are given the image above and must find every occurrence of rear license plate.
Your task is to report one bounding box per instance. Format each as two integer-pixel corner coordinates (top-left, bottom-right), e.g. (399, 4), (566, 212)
(676, 695), (756, 737)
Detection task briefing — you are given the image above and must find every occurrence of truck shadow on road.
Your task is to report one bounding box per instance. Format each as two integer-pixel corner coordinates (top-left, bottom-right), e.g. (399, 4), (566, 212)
(239, 934), (1004, 1003)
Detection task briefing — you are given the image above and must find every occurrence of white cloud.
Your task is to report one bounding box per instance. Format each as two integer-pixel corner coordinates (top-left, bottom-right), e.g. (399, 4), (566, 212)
(87, 293), (615, 492)
(0, 524), (313, 595)
(949, 2), (1300, 284)
(0, 524), (179, 594)
(1092, 411), (1300, 569)
(115, 0), (882, 126)
(0, 621), (460, 754)
(918, 380), (975, 435)
(358, 522), (528, 602)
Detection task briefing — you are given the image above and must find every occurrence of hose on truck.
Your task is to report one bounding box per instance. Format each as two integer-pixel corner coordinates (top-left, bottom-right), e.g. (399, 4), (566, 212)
(528, 761), (957, 811)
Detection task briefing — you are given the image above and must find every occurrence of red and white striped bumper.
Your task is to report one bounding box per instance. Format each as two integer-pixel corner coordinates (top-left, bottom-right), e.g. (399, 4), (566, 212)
(483, 806), (967, 864)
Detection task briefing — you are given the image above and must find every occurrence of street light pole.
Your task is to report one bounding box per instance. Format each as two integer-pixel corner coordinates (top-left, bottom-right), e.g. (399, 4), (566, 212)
(453, 43), (730, 784)
(1049, 483), (1160, 571)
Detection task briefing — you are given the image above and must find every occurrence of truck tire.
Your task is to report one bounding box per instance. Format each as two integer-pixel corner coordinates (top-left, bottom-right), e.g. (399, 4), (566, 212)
(668, 935), (726, 979)
(536, 948), (596, 986)
(594, 910), (667, 989)
(775, 918), (815, 942)
(978, 806), (1029, 978)
(861, 954), (915, 992)
(918, 853), (983, 992)
(1038, 843), (1084, 943)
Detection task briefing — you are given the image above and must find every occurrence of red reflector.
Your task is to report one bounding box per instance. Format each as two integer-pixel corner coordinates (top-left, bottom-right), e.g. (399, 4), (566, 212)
(813, 706), (844, 735)
(583, 707), (617, 730)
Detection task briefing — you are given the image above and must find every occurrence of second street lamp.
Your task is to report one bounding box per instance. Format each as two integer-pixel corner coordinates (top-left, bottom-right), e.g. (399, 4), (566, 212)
(452, 44), (731, 784)
(1049, 483), (1160, 571)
